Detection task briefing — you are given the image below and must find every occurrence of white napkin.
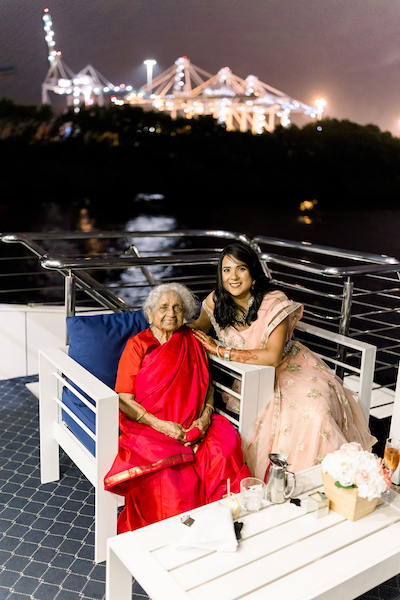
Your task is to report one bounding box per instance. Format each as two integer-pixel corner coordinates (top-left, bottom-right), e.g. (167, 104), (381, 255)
(173, 502), (238, 552)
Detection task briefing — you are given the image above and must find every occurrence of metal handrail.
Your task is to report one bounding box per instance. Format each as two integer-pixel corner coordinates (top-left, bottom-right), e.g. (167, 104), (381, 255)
(2, 229), (400, 388)
(253, 236), (399, 265)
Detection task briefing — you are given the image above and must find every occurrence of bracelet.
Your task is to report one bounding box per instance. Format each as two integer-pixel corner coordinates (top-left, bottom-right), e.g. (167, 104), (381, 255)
(137, 409), (148, 422)
(216, 345), (223, 358)
(224, 348), (231, 361)
(206, 403), (215, 413)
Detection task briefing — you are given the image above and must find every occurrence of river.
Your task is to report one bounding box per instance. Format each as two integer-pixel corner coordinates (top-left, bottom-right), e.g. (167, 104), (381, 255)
(18, 195), (400, 260)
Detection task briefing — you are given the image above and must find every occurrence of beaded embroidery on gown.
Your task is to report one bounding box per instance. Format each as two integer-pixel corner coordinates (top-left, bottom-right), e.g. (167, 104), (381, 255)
(203, 290), (376, 478)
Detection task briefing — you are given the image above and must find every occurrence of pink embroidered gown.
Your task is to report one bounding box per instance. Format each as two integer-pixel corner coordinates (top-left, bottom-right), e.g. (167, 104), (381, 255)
(204, 290), (376, 478)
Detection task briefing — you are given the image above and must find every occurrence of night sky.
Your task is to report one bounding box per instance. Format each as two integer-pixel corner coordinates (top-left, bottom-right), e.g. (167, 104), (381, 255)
(1, 0), (399, 134)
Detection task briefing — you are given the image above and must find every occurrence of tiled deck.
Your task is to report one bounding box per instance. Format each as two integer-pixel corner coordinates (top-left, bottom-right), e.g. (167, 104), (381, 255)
(0, 376), (399, 600)
(0, 376), (148, 600)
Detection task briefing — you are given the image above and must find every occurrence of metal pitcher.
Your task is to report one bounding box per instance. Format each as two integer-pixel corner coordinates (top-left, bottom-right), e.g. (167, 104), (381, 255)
(265, 454), (296, 504)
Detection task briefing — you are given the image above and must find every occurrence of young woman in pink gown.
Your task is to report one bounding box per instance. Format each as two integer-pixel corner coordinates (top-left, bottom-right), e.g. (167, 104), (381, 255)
(191, 242), (376, 479)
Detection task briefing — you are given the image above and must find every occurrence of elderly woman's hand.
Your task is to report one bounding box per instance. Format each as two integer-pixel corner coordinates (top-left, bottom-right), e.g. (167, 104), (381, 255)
(184, 405), (213, 446)
(152, 418), (187, 443)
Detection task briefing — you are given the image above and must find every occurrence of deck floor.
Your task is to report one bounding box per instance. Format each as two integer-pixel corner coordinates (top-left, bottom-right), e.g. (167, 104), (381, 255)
(0, 375), (148, 600)
(0, 376), (399, 600)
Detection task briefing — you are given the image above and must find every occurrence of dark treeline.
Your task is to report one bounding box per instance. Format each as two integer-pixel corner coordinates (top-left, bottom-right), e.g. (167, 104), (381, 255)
(1, 98), (400, 231)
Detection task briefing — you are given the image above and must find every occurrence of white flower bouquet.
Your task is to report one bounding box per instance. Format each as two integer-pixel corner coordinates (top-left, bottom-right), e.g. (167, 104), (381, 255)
(321, 442), (391, 502)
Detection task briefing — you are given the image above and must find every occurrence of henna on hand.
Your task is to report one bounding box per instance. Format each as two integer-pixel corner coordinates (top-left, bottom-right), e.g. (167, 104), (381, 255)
(231, 349), (259, 363)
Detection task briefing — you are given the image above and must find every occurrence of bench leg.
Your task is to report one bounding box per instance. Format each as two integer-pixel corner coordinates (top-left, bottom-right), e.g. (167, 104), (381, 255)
(39, 352), (61, 483)
(94, 486), (119, 563)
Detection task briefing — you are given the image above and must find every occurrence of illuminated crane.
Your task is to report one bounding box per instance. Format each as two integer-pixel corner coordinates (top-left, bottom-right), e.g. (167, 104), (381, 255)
(39, 9), (323, 130)
(125, 56), (318, 132)
(41, 8), (114, 107)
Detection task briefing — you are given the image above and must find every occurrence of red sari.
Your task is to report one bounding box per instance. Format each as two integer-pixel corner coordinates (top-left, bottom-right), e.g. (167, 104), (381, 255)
(104, 326), (250, 532)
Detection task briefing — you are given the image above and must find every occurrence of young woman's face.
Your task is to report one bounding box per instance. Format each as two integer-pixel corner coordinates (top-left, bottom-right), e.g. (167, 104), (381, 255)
(221, 254), (253, 299)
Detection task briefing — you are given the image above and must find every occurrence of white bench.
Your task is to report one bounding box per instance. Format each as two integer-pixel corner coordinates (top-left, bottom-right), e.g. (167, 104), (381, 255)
(212, 322), (377, 433)
(209, 355), (274, 445)
(39, 346), (120, 564)
(38, 346), (274, 563)
(295, 321), (376, 423)
(38, 322), (376, 563)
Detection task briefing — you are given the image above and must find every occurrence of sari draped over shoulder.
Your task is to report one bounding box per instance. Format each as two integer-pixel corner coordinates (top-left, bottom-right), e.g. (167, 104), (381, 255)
(204, 291), (376, 479)
(104, 326), (250, 532)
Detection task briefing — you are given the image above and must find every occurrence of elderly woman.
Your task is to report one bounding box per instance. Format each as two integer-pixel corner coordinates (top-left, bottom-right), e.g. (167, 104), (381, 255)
(104, 282), (250, 532)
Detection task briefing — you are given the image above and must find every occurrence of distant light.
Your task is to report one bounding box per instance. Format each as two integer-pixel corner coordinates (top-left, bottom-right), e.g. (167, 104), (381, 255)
(143, 59), (157, 66)
(58, 78), (71, 88)
(315, 97), (327, 120)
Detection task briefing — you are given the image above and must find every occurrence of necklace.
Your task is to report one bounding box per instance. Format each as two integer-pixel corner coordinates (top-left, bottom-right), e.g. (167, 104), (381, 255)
(233, 295), (254, 327)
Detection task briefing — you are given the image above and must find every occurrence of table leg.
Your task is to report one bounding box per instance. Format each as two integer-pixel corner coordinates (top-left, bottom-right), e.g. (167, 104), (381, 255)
(106, 545), (132, 600)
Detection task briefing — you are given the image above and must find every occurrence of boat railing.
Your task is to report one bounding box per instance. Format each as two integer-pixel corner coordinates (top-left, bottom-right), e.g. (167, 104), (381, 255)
(1, 229), (400, 389)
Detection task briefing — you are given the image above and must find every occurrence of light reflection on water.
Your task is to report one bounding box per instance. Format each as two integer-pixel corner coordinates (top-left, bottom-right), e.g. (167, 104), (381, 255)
(113, 214), (179, 304)
(7, 199), (400, 305)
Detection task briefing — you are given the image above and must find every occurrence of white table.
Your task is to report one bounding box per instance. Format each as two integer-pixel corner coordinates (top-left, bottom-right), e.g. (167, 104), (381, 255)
(106, 466), (400, 600)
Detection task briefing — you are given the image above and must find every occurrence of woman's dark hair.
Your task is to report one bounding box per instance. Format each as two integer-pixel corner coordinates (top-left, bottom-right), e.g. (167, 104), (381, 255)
(213, 242), (272, 329)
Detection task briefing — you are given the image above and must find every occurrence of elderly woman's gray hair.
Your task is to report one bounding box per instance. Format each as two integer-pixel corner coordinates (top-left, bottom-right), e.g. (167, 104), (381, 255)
(143, 283), (199, 322)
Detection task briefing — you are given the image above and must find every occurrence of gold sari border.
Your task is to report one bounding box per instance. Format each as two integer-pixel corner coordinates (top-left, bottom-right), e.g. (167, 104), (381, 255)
(104, 452), (194, 489)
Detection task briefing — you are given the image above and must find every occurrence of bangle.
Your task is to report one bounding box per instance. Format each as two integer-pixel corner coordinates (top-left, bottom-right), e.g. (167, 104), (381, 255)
(206, 403), (215, 413)
(224, 348), (231, 361)
(137, 409), (148, 422)
(216, 345), (223, 358)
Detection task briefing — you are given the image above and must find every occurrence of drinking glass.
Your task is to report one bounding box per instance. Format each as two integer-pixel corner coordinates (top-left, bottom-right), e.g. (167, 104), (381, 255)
(240, 477), (265, 512)
(384, 437), (400, 475)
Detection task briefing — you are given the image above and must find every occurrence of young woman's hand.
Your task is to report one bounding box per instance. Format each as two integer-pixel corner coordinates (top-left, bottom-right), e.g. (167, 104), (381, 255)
(192, 330), (219, 355)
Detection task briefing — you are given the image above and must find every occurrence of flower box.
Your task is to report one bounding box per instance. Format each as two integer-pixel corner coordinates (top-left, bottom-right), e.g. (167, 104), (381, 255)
(322, 471), (378, 522)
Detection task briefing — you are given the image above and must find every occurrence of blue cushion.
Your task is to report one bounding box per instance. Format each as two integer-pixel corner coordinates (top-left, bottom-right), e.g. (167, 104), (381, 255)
(62, 309), (148, 456)
(62, 389), (97, 456)
(66, 309), (148, 389)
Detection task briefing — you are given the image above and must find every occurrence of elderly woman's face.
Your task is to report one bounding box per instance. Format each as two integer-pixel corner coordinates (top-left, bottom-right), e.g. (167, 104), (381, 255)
(150, 292), (184, 333)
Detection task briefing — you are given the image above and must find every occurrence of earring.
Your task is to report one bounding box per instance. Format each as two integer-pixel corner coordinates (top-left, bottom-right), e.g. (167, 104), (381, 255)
(251, 280), (256, 293)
